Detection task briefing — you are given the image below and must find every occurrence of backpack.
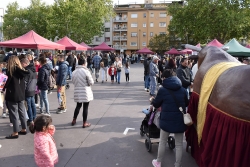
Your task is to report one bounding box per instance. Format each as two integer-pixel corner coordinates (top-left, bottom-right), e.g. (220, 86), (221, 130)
(49, 74), (56, 89)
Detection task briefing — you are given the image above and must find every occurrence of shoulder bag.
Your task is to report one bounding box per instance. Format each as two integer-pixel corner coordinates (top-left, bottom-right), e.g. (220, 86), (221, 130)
(167, 89), (193, 126)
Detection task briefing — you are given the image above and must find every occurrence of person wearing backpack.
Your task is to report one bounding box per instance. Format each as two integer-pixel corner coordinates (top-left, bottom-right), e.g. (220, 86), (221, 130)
(37, 56), (51, 116)
(144, 54), (151, 92)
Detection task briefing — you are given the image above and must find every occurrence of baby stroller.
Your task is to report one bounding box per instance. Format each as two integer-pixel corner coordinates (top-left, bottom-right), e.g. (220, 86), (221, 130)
(140, 108), (175, 152)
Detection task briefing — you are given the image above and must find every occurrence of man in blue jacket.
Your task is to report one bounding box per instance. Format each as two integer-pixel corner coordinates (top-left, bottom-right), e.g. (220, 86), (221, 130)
(56, 54), (69, 114)
(149, 56), (160, 97)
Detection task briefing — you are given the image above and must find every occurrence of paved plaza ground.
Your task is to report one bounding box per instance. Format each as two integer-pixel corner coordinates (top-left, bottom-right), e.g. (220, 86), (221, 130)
(0, 63), (198, 167)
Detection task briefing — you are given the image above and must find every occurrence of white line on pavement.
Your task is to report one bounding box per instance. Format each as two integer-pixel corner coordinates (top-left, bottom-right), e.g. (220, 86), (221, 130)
(123, 128), (135, 135)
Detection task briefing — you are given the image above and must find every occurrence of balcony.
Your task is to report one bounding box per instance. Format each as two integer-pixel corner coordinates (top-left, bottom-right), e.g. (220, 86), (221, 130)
(113, 36), (127, 41)
(113, 27), (127, 31)
(113, 45), (127, 50)
(113, 17), (127, 22)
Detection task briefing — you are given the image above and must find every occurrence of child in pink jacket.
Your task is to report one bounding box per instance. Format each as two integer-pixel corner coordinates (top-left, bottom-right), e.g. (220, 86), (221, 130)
(29, 115), (58, 167)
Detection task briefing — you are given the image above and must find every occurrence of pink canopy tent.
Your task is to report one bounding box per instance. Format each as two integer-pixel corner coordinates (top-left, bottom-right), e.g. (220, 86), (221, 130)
(56, 36), (87, 50)
(207, 39), (223, 47)
(0, 30), (65, 50)
(80, 42), (92, 50)
(137, 47), (154, 54)
(165, 48), (181, 55)
(245, 44), (250, 48)
(92, 42), (115, 51)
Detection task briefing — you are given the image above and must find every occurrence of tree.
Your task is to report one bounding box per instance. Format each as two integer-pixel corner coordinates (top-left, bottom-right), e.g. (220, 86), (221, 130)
(3, 0), (115, 43)
(148, 34), (169, 54)
(49, 0), (115, 43)
(167, 0), (250, 44)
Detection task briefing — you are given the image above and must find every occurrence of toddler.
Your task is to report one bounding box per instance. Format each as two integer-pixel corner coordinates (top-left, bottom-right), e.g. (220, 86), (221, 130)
(108, 64), (117, 84)
(124, 62), (130, 82)
(29, 115), (58, 167)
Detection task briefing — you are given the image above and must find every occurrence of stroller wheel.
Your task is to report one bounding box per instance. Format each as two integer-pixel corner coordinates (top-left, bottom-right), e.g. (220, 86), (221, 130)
(140, 130), (145, 137)
(168, 136), (175, 150)
(145, 138), (152, 152)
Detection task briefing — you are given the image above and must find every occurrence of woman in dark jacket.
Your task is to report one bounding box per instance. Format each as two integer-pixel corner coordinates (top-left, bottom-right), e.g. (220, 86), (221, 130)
(151, 69), (188, 167)
(4, 56), (30, 139)
(37, 56), (50, 116)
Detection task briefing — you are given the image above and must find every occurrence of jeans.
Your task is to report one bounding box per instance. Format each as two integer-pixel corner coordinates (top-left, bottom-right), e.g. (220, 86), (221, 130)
(144, 75), (150, 89)
(7, 101), (27, 133)
(150, 76), (157, 96)
(157, 130), (183, 167)
(26, 96), (37, 122)
(73, 102), (89, 122)
(87, 64), (93, 73)
(95, 68), (100, 80)
(68, 66), (72, 79)
(40, 90), (50, 114)
(117, 72), (121, 83)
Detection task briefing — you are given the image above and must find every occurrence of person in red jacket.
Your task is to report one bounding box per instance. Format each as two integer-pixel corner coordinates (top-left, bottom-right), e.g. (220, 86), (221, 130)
(108, 64), (117, 84)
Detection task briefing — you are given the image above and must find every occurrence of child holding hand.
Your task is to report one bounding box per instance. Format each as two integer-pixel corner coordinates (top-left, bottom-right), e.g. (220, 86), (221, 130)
(108, 64), (117, 84)
(29, 115), (58, 167)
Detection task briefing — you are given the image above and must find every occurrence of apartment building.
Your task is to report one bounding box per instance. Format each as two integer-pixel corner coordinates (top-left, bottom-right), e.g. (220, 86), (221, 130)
(113, 2), (171, 54)
(90, 18), (113, 47)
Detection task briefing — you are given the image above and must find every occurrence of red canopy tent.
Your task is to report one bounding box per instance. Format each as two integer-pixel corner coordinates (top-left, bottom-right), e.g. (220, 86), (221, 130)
(207, 39), (223, 47)
(0, 30), (65, 50)
(137, 47), (154, 54)
(165, 48), (182, 55)
(80, 42), (92, 50)
(56, 36), (87, 50)
(92, 42), (115, 51)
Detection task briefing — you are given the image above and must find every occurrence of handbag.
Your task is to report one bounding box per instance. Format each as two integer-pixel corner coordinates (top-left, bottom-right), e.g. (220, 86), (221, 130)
(153, 110), (161, 129)
(167, 89), (193, 126)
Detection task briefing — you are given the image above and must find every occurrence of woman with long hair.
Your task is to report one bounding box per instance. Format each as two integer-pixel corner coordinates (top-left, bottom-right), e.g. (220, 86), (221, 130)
(4, 55), (30, 139)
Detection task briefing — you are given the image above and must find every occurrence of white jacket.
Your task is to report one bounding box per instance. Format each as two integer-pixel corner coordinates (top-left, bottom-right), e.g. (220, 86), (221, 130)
(72, 66), (94, 102)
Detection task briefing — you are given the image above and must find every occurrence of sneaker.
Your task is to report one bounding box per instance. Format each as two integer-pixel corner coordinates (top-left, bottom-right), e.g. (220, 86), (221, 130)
(144, 88), (147, 91)
(2, 113), (7, 118)
(147, 89), (149, 92)
(56, 110), (63, 114)
(152, 159), (161, 167)
(128, 80), (130, 82)
(9, 123), (13, 127)
(44, 113), (51, 116)
(35, 104), (39, 108)
(102, 80), (104, 83)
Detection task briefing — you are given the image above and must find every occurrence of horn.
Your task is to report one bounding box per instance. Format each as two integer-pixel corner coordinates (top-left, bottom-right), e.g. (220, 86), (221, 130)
(185, 44), (202, 52)
(221, 46), (229, 51)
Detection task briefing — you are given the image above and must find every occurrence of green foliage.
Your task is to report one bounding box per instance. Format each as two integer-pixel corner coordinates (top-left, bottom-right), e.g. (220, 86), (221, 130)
(167, 0), (250, 44)
(148, 34), (169, 54)
(3, 0), (115, 43)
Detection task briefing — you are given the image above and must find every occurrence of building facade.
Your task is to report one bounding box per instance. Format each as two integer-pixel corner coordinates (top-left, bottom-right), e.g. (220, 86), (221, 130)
(90, 18), (113, 47)
(113, 2), (171, 54)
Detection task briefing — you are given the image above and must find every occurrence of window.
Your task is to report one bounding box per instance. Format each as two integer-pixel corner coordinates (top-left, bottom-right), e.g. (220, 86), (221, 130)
(159, 32), (166, 35)
(105, 28), (110, 32)
(143, 32), (146, 37)
(105, 37), (110, 42)
(170, 16), (173, 20)
(131, 32), (137, 37)
(131, 23), (138, 27)
(143, 23), (146, 27)
(143, 13), (146, 18)
(150, 13), (154, 18)
(142, 42), (146, 46)
(96, 37), (101, 42)
(159, 22), (166, 27)
(131, 13), (138, 18)
(130, 42), (137, 46)
(150, 32), (153, 37)
(159, 12), (167, 17)
(150, 22), (154, 27)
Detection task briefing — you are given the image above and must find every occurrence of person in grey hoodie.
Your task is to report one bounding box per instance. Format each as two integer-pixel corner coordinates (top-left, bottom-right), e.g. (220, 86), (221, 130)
(149, 56), (160, 97)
